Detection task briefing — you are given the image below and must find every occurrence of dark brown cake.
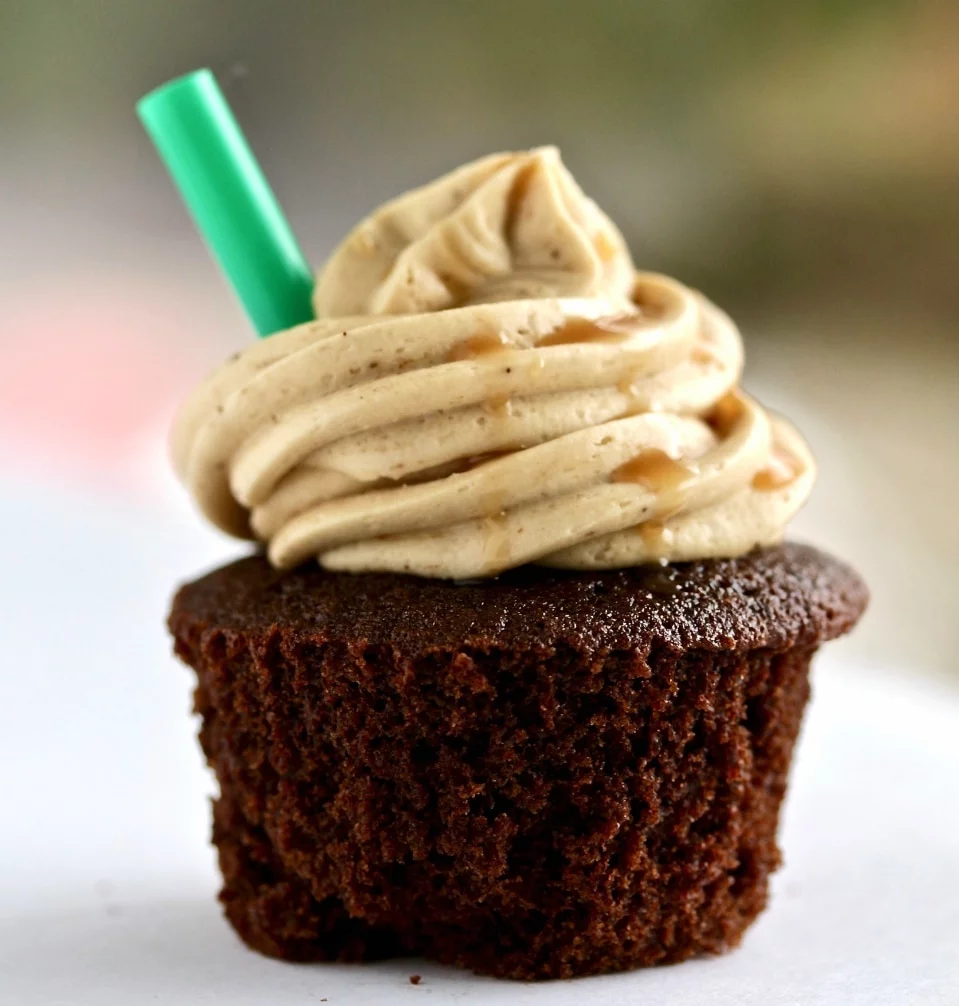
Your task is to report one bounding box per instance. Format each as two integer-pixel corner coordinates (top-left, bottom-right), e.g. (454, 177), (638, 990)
(168, 543), (866, 980)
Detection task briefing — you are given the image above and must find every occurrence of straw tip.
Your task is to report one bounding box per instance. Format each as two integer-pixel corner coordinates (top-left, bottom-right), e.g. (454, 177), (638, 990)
(136, 68), (216, 123)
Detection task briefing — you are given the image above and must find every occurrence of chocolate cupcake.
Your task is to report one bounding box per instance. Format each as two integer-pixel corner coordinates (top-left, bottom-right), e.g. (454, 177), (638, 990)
(168, 149), (866, 979)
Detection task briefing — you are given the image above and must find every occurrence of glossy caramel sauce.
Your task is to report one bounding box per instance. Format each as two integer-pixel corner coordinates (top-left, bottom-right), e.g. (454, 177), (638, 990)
(637, 519), (676, 555)
(537, 314), (639, 348)
(752, 446), (802, 491)
(706, 393), (745, 438)
(447, 330), (511, 362)
(482, 395), (513, 418)
(611, 449), (696, 492)
(631, 279), (674, 321)
(451, 316), (521, 564)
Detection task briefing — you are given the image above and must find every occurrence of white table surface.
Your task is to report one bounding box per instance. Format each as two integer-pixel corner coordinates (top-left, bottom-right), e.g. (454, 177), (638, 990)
(1, 478), (957, 1005)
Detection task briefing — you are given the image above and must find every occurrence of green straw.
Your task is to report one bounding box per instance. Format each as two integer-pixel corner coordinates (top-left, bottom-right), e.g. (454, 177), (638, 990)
(137, 68), (315, 337)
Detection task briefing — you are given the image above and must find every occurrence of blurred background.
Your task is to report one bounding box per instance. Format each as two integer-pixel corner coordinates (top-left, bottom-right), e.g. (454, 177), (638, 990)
(2, 8), (959, 1000)
(1, 0), (956, 676)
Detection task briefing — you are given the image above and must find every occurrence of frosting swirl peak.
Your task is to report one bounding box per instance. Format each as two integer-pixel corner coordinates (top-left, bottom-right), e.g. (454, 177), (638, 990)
(172, 149), (814, 578)
(315, 147), (635, 315)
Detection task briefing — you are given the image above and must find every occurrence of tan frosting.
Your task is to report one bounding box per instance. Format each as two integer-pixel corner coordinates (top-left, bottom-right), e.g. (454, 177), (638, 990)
(171, 148), (815, 579)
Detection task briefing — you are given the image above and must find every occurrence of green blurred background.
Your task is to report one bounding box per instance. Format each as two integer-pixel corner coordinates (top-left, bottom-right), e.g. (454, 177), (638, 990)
(1, 0), (956, 674)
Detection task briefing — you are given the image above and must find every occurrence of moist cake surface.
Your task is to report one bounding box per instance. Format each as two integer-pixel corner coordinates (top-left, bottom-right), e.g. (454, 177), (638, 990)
(172, 543), (866, 654)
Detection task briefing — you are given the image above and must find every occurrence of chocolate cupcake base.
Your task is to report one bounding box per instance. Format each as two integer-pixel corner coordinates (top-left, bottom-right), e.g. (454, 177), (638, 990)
(169, 544), (866, 980)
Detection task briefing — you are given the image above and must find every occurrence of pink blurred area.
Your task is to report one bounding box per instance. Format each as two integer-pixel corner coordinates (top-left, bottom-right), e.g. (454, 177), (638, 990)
(0, 265), (241, 500)
(2, 281), (177, 483)
(3, 289), (168, 497)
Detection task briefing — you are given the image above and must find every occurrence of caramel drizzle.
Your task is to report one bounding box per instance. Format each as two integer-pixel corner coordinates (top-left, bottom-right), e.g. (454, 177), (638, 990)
(447, 330), (511, 362)
(443, 317), (521, 567)
(706, 393), (745, 438)
(631, 279), (674, 321)
(537, 314), (640, 348)
(636, 519), (676, 556)
(482, 395), (512, 418)
(611, 449), (696, 492)
(752, 447), (802, 492)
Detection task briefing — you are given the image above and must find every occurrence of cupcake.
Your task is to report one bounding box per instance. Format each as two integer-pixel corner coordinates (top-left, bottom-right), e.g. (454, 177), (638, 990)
(168, 148), (867, 980)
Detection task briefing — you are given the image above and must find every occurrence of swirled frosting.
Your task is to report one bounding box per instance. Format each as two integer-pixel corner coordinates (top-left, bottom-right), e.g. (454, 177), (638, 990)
(172, 148), (814, 579)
